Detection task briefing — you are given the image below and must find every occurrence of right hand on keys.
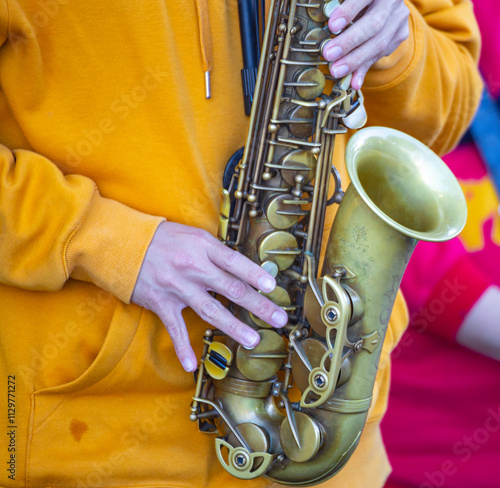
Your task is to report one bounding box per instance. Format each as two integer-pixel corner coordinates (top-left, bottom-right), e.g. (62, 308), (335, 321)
(131, 222), (289, 372)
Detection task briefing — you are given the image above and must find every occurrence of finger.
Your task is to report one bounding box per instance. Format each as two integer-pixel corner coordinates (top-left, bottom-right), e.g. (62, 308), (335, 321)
(327, 0), (372, 34)
(328, 15), (401, 79)
(351, 62), (371, 90)
(189, 292), (262, 348)
(158, 305), (198, 372)
(324, 1), (390, 64)
(213, 272), (288, 328)
(349, 20), (409, 90)
(207, 244), (277, 294)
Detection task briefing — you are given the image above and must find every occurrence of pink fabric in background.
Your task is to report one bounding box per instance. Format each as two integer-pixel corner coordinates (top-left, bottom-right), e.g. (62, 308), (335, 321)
(382, 2), (500, 487)
(400, 238), (466, 315)
(475, 0), (500, 97)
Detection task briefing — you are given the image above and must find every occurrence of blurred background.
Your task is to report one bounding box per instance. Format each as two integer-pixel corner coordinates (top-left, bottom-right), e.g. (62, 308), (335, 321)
(382, 1), (500, 487)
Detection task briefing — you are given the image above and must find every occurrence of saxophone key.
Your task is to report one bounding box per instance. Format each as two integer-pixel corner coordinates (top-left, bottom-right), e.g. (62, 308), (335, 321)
(205, 342), (234, 380)
(227, 422), (270, 460)
(258, 230), (300, 271)
(279, 412), (323, 463)
(295, 68), (326, 100)
(260, 260), (279, 278)
(236, 329), (287, 381)
(280, 149), (317, 186)
(266, 194), (304, 229)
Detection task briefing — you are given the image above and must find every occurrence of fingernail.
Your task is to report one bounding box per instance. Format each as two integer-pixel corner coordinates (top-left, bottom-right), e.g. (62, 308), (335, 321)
(243, 330), (260, 349)
(333, 64), (349, 79)
(330, 17), (346, 34)
(183, 357), (196, 372)
(258, 275), (276, 293)
(272, 310), (288, 327)
(356, 74), (364, 89)
(325, 45), (342, 62)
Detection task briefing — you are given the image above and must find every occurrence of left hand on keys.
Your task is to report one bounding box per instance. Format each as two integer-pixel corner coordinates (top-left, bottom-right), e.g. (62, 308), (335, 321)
(322, 0), (410, 90)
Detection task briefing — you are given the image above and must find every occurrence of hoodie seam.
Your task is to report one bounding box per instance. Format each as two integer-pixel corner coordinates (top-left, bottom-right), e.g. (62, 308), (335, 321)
(61, 186), (98, 279)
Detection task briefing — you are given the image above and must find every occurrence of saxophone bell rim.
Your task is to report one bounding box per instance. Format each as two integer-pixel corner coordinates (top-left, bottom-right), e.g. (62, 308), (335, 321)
(345, 126), (468, 243)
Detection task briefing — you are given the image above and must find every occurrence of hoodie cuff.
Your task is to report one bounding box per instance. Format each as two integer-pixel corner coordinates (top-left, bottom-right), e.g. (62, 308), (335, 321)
(64, 190), (165, 303)
(363, 0), (418, 89)
(422, 256), (493, 342)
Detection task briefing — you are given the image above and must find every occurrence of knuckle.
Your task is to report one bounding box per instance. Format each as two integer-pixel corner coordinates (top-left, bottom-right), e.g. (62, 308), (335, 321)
(223, 248), (241, 268)
(157, 269), (174, 288)
(198, 229), (217, 246)
(370, 11), (386, 32)
(194, 227), (211, 240)
(200, 299), (221, 320)
(223, 319), (238, 338)
(226, 279), (247, 301)
(173, 250), (198, 271)
(342, 31), (361, 53)
(166, 321), (183, 341)
(254, 297), (275, 319)
(173, 250), (193, 268)
(375, 36), (389, 54)
(340, 3), (356, 22)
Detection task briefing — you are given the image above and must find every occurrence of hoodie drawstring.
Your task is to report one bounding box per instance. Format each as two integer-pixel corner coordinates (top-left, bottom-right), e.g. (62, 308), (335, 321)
(195, 0), (213, 99)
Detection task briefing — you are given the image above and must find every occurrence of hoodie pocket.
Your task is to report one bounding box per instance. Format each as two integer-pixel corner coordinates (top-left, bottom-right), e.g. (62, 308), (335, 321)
(25, 301), (144, 487)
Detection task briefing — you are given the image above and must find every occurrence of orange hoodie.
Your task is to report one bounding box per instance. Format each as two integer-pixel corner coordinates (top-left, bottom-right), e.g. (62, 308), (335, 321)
(0, 1), (481, 487)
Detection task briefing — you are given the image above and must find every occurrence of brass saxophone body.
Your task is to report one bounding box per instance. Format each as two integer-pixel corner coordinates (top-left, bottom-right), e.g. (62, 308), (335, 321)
(190, 0), (467, 485)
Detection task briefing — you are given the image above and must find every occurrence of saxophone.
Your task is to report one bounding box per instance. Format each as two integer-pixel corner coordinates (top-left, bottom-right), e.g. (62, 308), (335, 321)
(190, 0), (467, 485)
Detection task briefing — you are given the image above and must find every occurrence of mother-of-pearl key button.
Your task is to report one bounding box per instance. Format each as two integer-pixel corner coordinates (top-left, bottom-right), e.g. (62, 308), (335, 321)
(323, 0), (341, 22)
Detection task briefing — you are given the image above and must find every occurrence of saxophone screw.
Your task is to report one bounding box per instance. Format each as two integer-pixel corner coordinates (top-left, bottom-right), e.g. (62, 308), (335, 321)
(233, 450), (250, 469)
(314, 374), (327, 389)
(326, 308), (338, 322)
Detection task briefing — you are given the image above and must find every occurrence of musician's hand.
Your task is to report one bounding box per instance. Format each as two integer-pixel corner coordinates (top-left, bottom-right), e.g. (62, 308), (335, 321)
(322, 0), (410, 90)
(131, 222), (289, 372)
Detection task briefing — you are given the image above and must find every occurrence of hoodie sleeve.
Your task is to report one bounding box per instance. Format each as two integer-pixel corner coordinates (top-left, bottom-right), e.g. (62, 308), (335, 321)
(0, 146), (164, 303)
(363, 0), (483, 156)
(0, 1), (164, 304)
